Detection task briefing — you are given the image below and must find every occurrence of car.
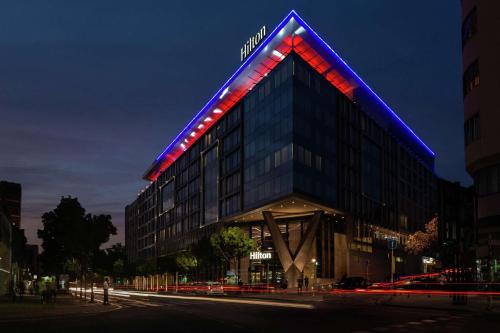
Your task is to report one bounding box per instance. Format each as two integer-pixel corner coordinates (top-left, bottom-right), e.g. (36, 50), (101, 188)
(204, 282), (224, 295)
(337, 277), (371, 290)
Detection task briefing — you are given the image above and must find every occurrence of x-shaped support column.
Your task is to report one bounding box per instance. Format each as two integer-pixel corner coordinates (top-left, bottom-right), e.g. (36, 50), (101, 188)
(262, 210), (323, 285)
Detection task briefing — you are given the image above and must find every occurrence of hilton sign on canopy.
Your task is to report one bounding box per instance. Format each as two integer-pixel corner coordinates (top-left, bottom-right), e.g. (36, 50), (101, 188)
(241, 26), (267, 61)
(249, 251), (272, 260)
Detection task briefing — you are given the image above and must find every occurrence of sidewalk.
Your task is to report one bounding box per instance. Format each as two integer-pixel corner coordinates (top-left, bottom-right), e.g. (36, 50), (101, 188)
(0, 294), (119, 322)
(323, 292), (500, 313)
(375, 293), (500, 313)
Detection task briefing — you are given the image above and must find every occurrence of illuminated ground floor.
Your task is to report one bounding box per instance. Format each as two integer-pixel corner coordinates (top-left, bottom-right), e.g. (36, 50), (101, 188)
(224, 195), (420, 287)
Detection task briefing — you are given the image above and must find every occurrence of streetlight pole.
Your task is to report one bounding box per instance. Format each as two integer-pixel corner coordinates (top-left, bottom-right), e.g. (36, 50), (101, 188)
(391, 247), (394, 285)
(311, 258), (317, 296)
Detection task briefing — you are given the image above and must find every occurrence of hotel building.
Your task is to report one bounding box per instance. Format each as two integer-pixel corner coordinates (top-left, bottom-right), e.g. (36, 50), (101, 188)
(126, 11), (437, 285)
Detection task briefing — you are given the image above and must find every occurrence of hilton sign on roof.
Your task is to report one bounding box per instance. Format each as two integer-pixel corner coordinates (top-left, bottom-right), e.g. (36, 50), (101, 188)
(240, 26), (267, 61)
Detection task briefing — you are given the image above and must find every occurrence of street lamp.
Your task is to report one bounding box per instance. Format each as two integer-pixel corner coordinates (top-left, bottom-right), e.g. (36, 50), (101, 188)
(311, 258), (318, 295)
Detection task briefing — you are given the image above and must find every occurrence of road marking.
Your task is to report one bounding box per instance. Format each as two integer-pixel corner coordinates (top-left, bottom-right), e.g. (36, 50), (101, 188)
(408, 321), (422, 325)
(421, 319), (437, 323)
(390, 324), (406, 328)
(131, 299), (162, 307)
(109, 290), (315, 309)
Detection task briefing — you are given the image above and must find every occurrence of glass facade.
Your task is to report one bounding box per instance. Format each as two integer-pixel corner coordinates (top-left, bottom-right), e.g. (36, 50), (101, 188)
(362, 138), (381, 201)
(203, 145), (218, 224)
(243, 56), (294, 209)
(161, 180), (174, 212)
(292, 56), (337, 206)
(126, 52), (436, 267)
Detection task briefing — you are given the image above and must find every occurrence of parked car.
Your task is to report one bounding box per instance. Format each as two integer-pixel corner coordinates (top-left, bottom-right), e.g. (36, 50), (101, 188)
(336, 277), (371, 290)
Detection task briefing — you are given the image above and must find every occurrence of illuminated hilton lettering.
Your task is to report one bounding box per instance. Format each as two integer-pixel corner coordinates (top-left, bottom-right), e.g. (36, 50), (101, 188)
(249, 251), (272, 260)
(241, 26), (267, 62)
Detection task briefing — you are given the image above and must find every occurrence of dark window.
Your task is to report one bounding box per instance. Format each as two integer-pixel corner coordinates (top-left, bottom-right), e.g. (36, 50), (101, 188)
(203, 146), (218, 224)
(462, 7), (477, 47)
(475, 164), (500, 196)
(464, 112), (480, 146)
(463, 60), (479, 97)
(223, 150), (240, 173)
(223, 194), (240, 216)
(223, 128), (240, 154)
(362, 138), (381, 201)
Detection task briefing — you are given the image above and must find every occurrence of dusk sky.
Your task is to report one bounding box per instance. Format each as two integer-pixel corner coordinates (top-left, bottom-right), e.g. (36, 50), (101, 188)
(0, 0), (468, 246)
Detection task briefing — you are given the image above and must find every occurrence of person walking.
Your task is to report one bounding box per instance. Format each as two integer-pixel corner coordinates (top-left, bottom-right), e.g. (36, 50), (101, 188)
(304, 277), (309, 291)
(103, 278), (110, 305)
(297, 278), (303, 295)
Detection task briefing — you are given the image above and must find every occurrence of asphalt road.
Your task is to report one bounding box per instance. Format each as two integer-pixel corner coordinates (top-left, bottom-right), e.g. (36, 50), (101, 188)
(1, 292), (499, 333)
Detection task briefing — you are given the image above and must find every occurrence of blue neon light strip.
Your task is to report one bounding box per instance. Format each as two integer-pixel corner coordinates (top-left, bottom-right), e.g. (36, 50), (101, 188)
(149, 10), (434, 178)
(289, 10), (435, 157)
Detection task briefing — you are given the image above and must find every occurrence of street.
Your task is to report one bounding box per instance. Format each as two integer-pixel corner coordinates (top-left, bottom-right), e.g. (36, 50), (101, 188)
(1, 292), (499, 333)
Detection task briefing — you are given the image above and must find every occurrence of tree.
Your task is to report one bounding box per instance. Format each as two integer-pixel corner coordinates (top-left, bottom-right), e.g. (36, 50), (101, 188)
(64, 257), (81, 279)
(81, 213), (116, 276)
(136, 258), (157, 276)
(37, 196), (117, 281)
(38, 197), (86, 275)
(210, 227), (257, 281)
(93, 243), (127, 277)
(113, 259), (125, 277)
(191, 237), (218, 280)
(175, 252), (197, 273)
(405, 217), (438, 255)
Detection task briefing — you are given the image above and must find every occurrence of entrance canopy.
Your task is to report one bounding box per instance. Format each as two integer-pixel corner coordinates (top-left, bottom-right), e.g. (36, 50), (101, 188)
(225, 195), (346, 223)
(144, 10), (435, 181)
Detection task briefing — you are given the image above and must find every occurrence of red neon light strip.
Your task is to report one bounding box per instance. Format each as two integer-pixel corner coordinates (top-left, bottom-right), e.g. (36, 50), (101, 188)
(147, 34), (357, 181)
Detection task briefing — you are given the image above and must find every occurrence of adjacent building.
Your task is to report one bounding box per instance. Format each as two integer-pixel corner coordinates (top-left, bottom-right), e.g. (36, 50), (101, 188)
(437, 178), (475, 269)
(461, 1), (500, 281)
(0, 181), (21, 228)
(126, 11), (437, 286)
(0, 206), (12, 294)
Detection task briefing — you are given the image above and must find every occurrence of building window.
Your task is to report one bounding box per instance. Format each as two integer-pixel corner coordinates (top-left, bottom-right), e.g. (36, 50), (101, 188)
(223, 194), (240, 216)
(475, 164), (500, 196)
(462, 7), (477, 47)
(223, 150), (240, 174)
(223, 128), (240, 154)
(223, 172), (240, 196)
(203, 146), (218, 224)
(463, 60), (479, 97)
(464, 112), (480, 146)
(362, 138), (381, 201)
(161, 180), (174, 212)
